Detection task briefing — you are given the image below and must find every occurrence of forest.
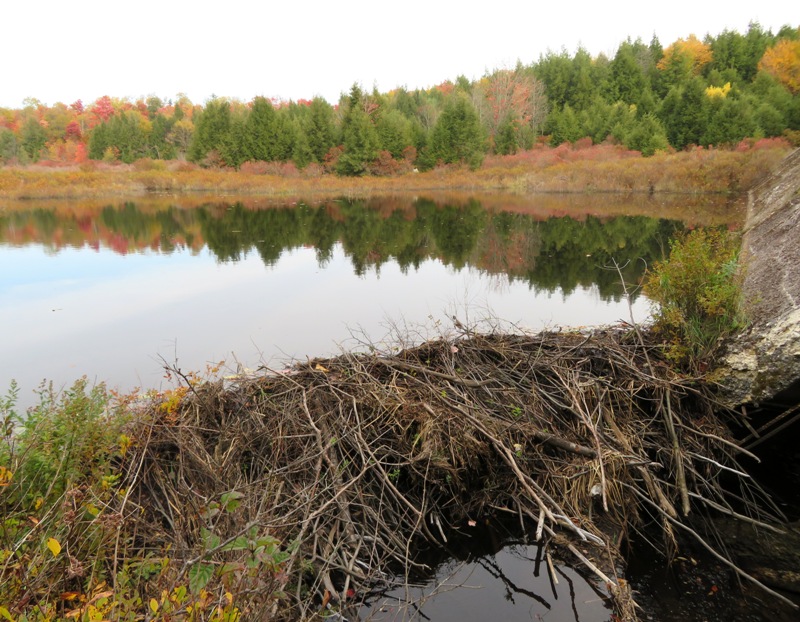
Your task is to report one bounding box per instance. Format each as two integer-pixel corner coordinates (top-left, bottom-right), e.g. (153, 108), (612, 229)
(1, 23), (798, 174)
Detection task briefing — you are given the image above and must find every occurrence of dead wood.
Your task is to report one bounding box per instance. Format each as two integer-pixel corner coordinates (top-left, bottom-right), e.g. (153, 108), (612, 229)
(116, 327), (792, 620)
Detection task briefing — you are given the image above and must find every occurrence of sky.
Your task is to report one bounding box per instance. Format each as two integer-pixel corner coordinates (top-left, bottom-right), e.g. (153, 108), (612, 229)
(3, 2), (796, 109)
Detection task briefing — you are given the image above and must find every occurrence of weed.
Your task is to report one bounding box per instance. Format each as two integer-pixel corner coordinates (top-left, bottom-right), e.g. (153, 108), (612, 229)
(644, 228), (746, 369)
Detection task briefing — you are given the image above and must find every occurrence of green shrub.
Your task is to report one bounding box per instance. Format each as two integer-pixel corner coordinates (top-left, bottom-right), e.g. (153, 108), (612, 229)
(0, 379), (132, 615)
(644, 228), (746, 369)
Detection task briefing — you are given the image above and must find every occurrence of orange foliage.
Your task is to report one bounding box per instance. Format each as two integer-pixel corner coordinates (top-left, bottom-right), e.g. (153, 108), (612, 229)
(657, 34), (713, 74)
(759, 38), (800, 94)
(433, 81), (455, 96)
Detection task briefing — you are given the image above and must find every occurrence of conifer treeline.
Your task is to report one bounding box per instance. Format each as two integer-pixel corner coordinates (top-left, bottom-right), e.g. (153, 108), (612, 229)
(0, 23), (798, 174)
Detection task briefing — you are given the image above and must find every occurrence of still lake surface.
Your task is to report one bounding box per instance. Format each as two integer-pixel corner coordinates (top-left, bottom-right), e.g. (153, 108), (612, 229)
(2, 192), (738, 408)
(1, 191), (739, 620)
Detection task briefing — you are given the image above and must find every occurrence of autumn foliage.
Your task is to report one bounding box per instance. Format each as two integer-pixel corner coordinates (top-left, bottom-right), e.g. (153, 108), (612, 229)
(759, 38), (800, 93)
(0, 23), (797, 174)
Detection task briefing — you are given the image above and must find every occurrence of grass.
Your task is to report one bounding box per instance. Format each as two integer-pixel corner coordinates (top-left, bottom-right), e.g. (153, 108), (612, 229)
(0, 141), (790, 201)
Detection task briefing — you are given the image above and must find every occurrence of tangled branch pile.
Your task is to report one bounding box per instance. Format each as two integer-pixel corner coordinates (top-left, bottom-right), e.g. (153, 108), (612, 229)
(121, 328), (790, 620)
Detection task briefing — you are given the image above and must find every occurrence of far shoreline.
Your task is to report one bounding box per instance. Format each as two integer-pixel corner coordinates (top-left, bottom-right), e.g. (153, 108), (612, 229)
(0, 143), (790, 202)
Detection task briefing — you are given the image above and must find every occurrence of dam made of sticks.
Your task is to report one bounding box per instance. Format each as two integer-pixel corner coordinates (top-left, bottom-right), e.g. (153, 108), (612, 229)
(119, 326), (795, 620)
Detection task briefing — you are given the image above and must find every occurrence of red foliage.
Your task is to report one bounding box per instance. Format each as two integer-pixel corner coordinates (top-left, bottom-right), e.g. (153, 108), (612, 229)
(482, 142), (643, 171)
(74, 142), (88, 163)
(301, 162), (324, 178)
(70, 99), (84, 114)
(572, 137), (593, 151)
(368, 151), (403, 176)
(735, 137), (792, 152)
(65, 120), (82, 140)
(434, 81), (455, 96)
(91, 96), (115, 124)
(323, 145), (344, 173)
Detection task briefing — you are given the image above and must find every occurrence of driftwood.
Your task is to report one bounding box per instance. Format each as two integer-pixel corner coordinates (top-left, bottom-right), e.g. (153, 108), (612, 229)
(119, 327), (794, 620)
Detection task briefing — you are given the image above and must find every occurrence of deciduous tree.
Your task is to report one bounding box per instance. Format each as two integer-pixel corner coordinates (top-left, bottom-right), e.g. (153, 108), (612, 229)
(759, 38), (800, 94)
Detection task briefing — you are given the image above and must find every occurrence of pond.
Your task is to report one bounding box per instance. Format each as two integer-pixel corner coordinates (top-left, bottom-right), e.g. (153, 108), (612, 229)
(2, 192), (739, 410)
(1, 191), (741, 620)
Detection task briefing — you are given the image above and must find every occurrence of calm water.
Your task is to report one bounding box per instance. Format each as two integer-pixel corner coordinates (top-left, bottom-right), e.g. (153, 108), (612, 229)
(360, 532), (611, 621)
(0, 195), (691, 407)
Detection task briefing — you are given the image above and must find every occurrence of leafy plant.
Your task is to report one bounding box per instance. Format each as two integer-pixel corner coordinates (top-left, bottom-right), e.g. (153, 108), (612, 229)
(644, 228), (746, 369)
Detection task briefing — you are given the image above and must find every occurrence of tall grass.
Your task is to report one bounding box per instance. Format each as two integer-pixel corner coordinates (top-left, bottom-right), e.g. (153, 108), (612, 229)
(0, 142), (790, 201)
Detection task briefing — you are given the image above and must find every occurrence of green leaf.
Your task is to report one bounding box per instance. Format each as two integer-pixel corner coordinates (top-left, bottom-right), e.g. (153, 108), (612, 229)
(220, 490), (244, 513)
(201, 528), (221, 551)
(0, 606), (14, 621)
(220, 535), (249, 552)
(188, 562), (214, 594)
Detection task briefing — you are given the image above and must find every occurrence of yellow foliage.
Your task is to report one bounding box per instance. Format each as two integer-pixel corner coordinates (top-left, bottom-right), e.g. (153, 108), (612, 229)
(657, 34), (713, 74)
(46, 537), (62, 557)
(705, 82), (731, 99)
(759, 38), (800, 94)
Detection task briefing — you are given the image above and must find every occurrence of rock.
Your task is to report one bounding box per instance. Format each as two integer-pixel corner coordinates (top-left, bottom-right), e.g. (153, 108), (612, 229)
(719, 148), (800, 407)
(713, 519), (800, 597)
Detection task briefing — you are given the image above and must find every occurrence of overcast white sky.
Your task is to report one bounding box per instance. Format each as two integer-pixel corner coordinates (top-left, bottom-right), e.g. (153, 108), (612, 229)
(3, 2), (795, 109)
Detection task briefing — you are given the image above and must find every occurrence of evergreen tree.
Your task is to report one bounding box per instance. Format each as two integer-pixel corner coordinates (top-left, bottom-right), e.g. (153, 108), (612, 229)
(568, 48), (597, 111)
(88, 123), (110, 160)
(337, 85), (380, 176)
(547, 104), (583, 144)
(658, 78), (708, 149)
(376, 109), (412, 158)
(291, 119), (314, 168)
(244, 97), (280, 161)
(609, 42), (647, 105)
(427, 95), (485, 168)
(625, 113), (670, 155)
(21, 118), (47, 162)
(579, 97), (613, 143)
(189, 98), (232, 164)
(703, 96), (756, 145)
(0, 128), (19, 163)
(494, 115), (519, 155)
(148, 113), (176, 159)
(306, 97), (337, 163)
(534, 51), (574, 108)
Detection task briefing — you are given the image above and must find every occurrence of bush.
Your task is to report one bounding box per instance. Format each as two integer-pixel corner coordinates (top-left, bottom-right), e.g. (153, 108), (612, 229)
(0, 379), (133, 615)
(644, 228), (746, 369)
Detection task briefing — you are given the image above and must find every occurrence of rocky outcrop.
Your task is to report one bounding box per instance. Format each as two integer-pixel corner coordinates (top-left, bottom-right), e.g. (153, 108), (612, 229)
(720, 149), (800, 407)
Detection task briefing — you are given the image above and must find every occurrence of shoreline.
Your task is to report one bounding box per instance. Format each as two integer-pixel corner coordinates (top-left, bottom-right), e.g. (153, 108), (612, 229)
(0, 145), (789, 202)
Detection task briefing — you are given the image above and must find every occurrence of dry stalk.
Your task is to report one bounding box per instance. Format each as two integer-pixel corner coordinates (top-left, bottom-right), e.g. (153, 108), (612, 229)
(114, 328), (790, 620)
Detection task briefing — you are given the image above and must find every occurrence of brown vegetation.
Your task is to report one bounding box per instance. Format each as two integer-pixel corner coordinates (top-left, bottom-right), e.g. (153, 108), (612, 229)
(0, 142), (790, 201)
(114, 327), (791, 620)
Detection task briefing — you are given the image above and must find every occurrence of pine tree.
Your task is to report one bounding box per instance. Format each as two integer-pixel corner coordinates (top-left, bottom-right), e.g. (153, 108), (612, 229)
(427, 95), (485, 169)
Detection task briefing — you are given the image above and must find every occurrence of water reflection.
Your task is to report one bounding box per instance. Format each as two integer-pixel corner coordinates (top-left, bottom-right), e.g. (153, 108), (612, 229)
(361, 535), (611, 622)
(1, 195), (683, 407)
(1, 197), (681, 300)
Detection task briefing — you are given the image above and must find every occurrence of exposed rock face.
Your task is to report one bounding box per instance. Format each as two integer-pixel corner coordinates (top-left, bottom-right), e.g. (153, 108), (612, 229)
(720, 148), (800, 406)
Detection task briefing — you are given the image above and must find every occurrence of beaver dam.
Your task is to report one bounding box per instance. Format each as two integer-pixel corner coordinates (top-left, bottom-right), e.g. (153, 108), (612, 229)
(113, 326), (797, 621)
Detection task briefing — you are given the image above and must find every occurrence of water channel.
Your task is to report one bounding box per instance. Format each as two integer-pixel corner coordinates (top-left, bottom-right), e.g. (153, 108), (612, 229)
(0, 192), (741, 620)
